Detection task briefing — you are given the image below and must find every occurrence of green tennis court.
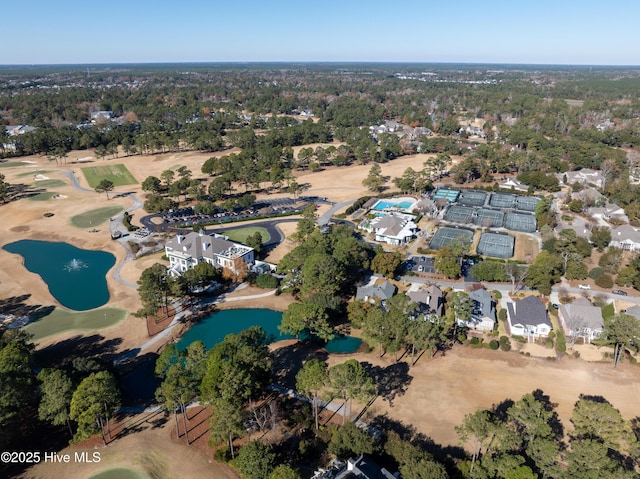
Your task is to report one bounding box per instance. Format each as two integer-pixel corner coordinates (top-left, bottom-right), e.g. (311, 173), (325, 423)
(477, 232), (515, 258)
(429, 226), (473, 250)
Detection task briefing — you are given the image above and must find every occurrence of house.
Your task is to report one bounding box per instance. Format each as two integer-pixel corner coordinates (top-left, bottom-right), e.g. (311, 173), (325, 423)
(165, 230), (254, 276)
(558, 297), (604, 343)
(355, 281), (397, 302)
(5, 125), (36, 136)
(359, 214), (418, 245)
(459, 125), (486, 138)
(561, 169), (604, 188)
(407, 284), (444, 316)
(499, 177), (529, 192)
(624, 305), (640, 322)
(609, 225), (640, 251)
(570, 187), (606, 206)
(90, 111), (114, 122)
(589, 203), (629, 224)
(465, 289), (496, 331)
(507, 296), (551, 339)
(312, 455), (396, 479)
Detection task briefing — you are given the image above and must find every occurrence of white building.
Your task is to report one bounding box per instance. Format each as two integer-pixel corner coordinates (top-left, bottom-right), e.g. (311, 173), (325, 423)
(610, 225), (640, 251)
(359, 214), (418, 245)
(165, 230), (254, 276)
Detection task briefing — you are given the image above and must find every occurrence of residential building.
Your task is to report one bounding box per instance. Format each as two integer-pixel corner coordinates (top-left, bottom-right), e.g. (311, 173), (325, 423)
(5, 125), (36, 136)
(558, 297), (604, 344)
(561, 168), (604, 188)
(359, 214), (418, 245)
(165, 230), (254, 276)
(499, 177), (529, 192)
(589, 203), (629, 224)
(465, 289), (496, 331)
(90, 111), (114, 122)
(609, 225), (640, 251)
(507, 296), (552, 339)
(355, 281), (396, 303)
(624, 305), (640, 322)
(312, 455), (396, 479)
(407, 284), (444, 316)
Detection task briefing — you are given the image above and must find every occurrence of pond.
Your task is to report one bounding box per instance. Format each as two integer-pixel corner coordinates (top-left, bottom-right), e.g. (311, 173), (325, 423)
(176, 308), (362, 353)
(3, 240), (116, 311)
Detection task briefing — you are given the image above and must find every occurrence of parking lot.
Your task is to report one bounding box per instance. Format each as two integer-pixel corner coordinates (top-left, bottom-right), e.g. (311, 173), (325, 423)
(405, 255), (435, 274)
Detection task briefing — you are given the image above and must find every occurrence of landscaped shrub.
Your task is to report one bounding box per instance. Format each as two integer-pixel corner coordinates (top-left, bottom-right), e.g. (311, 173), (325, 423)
(511, 335), (527, 343)
(255, 274), (279, 289)
(492, 290), (502, 299)
(345, 196), (372, 215)
(595, 273), (613, 289)
(588, 267), (605, 280)
(602, 302), (615, 320)
(43, 212), (54, 217)
(498, 309), (507, 322)
(469, 337), (483, 348)
(489, 340), (499, 350)
(556, 330), (566, 353)
(500, 341), (511, 351)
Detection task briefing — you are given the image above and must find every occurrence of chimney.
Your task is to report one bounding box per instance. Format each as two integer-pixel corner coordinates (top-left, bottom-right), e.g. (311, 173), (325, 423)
(177, 235), (184, 244)
(203, 242), (210, 250)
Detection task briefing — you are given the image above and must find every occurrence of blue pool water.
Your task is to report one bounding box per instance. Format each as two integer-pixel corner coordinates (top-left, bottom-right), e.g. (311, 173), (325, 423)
(373, 200), (414, 211)
(3, 240), (115, 311)
(176, 308), (362, 353)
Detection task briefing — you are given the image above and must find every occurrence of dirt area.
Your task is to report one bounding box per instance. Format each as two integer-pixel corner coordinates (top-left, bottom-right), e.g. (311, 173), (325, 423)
(326, 345), (640, 448)
(22, 409), (239, 479)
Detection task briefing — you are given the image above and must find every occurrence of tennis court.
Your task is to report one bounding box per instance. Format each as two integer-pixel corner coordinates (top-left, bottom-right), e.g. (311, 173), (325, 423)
(504, 212), (537, 232)
(434, 188), (460, 202)
(458, 190), (487, 206)
(474, 209), (504, 228)
(444, 205), (475, 223)
(515, 196), (541, 212)
(429, 226), (474, 250)
(477, 232), (515, 258)
(489, 192), (516, 209)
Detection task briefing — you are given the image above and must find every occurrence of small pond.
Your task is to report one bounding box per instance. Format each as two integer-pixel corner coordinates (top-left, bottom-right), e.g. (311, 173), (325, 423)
(3, 240), (116, 311)
(176, 308), (362, 353)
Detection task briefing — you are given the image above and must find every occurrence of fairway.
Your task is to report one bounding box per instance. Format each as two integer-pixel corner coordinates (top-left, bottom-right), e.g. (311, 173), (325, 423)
(34, 179), (67, 188)
(221, 226), (271, 244)
(71, 206), (124, 228)
(27, 191), (59, 201)
(81, 164), (138, 188)
(24, 307), (126, 341)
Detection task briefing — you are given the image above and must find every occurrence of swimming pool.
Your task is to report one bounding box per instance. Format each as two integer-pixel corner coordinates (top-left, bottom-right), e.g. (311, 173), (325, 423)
(372, 200), (414, 211)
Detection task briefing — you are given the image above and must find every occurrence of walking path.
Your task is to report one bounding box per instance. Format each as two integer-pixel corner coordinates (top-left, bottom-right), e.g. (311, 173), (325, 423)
(317, 199), (357, 226)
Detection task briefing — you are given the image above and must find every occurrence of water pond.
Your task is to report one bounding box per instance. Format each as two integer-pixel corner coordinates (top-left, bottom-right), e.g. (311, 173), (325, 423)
(3, 240), (115, 311)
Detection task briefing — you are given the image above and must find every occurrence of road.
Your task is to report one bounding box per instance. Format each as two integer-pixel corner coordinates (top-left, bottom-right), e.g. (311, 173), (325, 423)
(317, 198), (358, 226)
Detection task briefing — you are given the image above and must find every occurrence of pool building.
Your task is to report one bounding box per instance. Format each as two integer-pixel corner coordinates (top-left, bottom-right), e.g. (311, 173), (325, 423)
(359, 213), (418, 245)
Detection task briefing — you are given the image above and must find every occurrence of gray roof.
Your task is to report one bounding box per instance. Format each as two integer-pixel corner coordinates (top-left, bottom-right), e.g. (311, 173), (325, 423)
(355, 281), (397, 301)
(507, 296), (550, 327)
(407, 285), (443, 316)
(611, 225), (640, 244)
(165, 230), (253, 262)
(468, 289), (495, 321)
(559, 300), (604, 331)
(625, 305), (640, 320)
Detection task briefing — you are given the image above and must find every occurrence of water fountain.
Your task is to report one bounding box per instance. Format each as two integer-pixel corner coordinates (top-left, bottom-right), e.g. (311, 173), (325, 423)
(64, 258), (88, 272)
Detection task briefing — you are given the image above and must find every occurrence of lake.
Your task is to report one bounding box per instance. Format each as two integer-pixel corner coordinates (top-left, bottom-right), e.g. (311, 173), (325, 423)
(176, 308), (362, 353)
(3, 240), (116, 311)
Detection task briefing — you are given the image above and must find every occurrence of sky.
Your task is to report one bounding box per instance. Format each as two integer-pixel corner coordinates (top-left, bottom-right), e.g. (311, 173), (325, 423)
(3, 0), (640, 65)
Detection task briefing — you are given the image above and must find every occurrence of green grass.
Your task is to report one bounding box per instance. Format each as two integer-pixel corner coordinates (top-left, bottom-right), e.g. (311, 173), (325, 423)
(34, 179), (67, 188)
(221, 226), (270, 244)
(24, 307), (126, 342)
(0, 161), (28, 168)
(17, 169), (54, 177)
(71, 206), (124, 228)
(81, 164), (138, 188)
(27, 191), (59, 201)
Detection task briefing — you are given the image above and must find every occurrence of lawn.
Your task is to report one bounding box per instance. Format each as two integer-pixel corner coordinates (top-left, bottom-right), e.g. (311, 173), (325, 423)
(0, 161), (29, 168)
(34, 179), (67, 188)
(27, 191), (59, 201)
(71, 206), (124, 228)
(17, 169), (54, 177)
(81, 164), (138, 188)
(24, 307), (126, 341)
(222, 226), (270, 244)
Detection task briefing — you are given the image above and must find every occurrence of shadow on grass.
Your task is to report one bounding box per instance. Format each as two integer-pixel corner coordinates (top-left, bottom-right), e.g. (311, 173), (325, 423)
(270, 341), (329, 389)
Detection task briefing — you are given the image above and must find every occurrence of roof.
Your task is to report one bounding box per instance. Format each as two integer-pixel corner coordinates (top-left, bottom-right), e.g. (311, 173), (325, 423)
(165, 230), (253, 262)
(468, 289), (495, 321)
(559, 300), (604, 331)
(407, 284), (443, 315)
(611, 225), (640, 244)
(625, 305), (640, 320)
(355, 281), (397, 301)
(507, 296), (550, 327)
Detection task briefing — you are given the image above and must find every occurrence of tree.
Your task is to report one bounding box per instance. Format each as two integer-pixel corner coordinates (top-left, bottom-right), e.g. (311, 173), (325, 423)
(590, 226), (612, 252)
(599, 247), (623, 275)
(209, 396), (244, 459)
(448, 291), (473, 327)
(37, 368), (74, 438)
(280, 302), (332, 340)
(525, 250), (563, 295)
(137, 263), (173, 319)
(268, 465), (301, 479)
(295, 359), (328, 430)
(69, 371), (120, 444)
(328, 422), (377, 459)
(456, 409), (496, 473)
(161, 169), (175, 187)
(370, 251), (402, 278)
(94, 179), (114, 199)
(362, 163), (384, 192)
(141, 175), (162, 193)
(235, 440), (276, 479)
(245, 232), (263, 253)
(597, 312), (640, 368)
(328, 359), (375, 424)
(570, 395), (633, 454)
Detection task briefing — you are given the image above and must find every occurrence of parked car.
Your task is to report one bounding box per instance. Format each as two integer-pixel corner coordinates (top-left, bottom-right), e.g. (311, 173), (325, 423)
(418, 265), (424, 272)
(612, 289), (628, 296)
(578, 284), (591, 290)
(551, 303), (559, 310)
